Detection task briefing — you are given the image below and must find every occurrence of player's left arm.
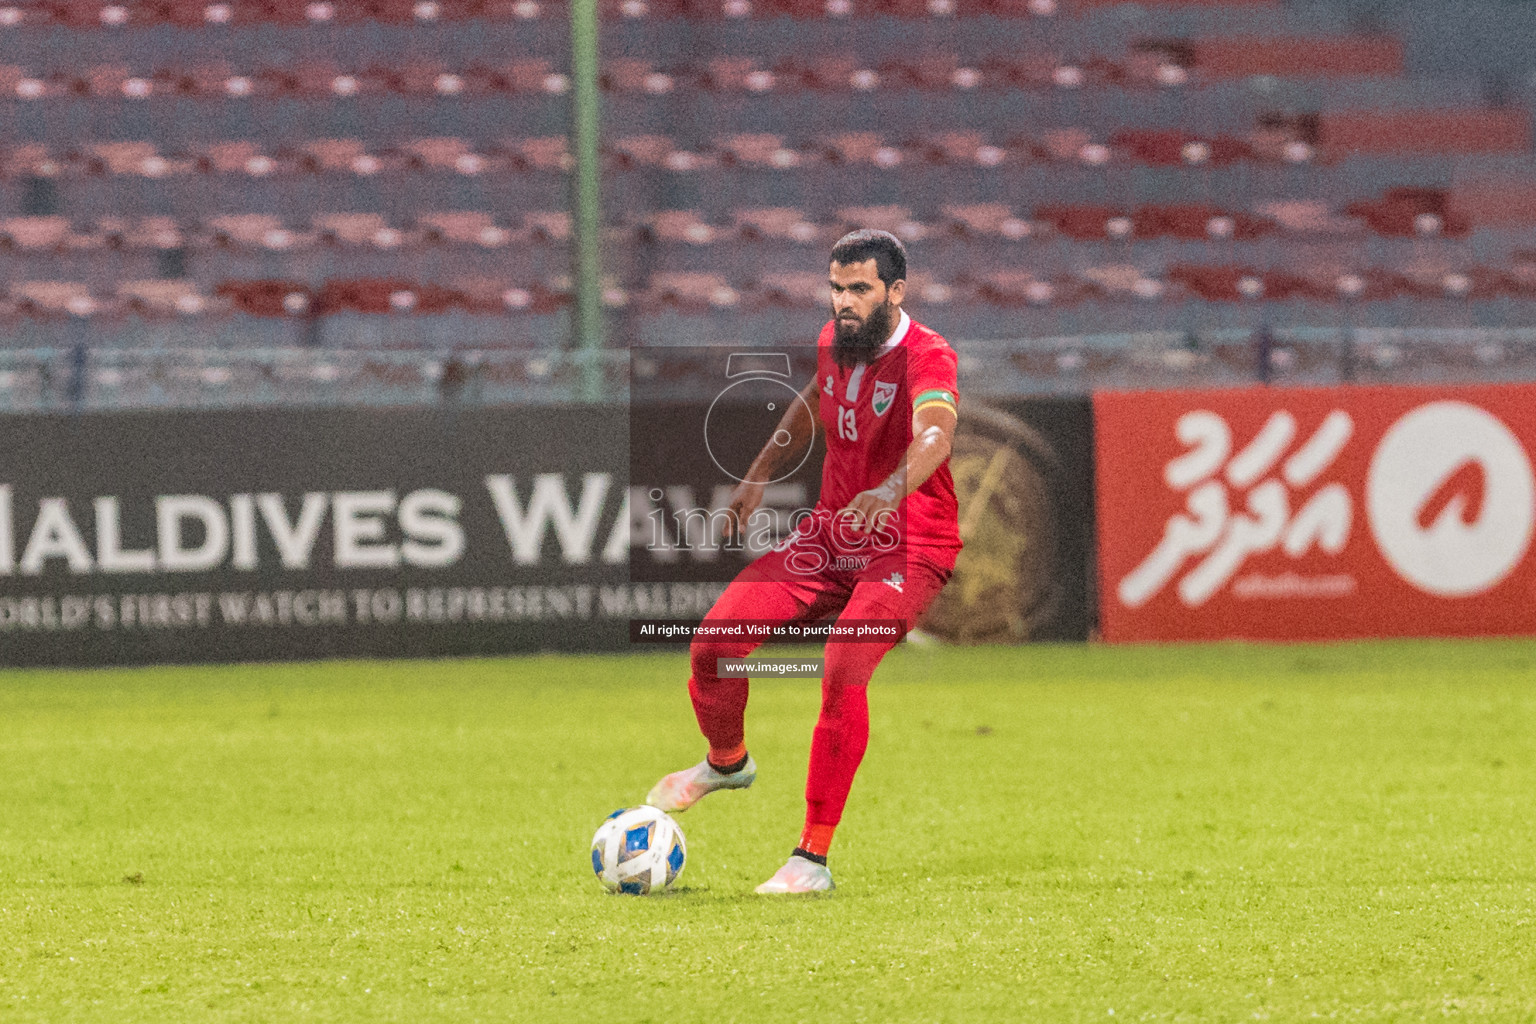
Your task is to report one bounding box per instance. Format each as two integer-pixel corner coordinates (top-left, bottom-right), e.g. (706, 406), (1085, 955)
(842, 398), (958, 534)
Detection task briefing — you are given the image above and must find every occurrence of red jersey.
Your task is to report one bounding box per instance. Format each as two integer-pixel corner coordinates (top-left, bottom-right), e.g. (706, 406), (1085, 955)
(815, 311), (962, 554)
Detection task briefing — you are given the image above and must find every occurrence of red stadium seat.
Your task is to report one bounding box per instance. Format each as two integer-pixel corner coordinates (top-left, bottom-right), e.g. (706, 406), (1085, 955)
(753, 272), (826, 307)
(417, 211), (511, 246)
(820, 133), (904, 168)
(640, 272), (742, 311)
(1035, 204), (1122, 240)
(207, 213), (308, 249)
(1190, 36), (1403, 80)
(1344, 187), (1470, 238)
(703, 57), (777, 92)
(1253, 200), (1364, 236)
(1073, 0), (1278, 7)
(643, 210), (721, 244)
(915, 131), (1009, 167)
(716, 134), (806, 169)
(602, 59), (675, 94)
(1168, 265), (1260, 302)
(311, 213), (392, 246)
(1111, 130), (1213, 167)
(1082, 264), (1166, 301)
(511, 137), (572, 172)
(1258, 270), (1333, 302)
(974, 271), (1066, 307)
(1452, 179), (1536, 230)
(732, 208), (822, 243)
(319, 279), (425, 314)
(1133, 204), (1276, 241)
(940, 204), (1034, 240)
(524, 211), (571, 241)
(11, 279), (101, 317)
(832, 205), (922, 238)
(120, 280), (213, 318)
(0, 216), (71, 250)
(796, 55), (861, 92)
(1320, 110), (1531, 157)
(216, 280), (316, 316)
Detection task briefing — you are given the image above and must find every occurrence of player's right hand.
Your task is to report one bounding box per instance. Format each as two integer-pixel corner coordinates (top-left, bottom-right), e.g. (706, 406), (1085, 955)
(722, 480), (766, 541)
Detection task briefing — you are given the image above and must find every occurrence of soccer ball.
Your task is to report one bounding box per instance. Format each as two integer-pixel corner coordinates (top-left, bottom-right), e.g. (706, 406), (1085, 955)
(591, 805), (687, 895)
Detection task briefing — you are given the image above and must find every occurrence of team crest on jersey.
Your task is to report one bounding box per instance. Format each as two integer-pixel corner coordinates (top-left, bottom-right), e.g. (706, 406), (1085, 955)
(871, 380), (898, 417)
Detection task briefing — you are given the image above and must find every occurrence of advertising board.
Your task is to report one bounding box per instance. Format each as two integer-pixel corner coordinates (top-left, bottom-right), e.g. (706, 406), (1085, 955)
(1096, 384), (1536, 641)
(0, 406), (641, 665)
(0, 393), (1096, 666)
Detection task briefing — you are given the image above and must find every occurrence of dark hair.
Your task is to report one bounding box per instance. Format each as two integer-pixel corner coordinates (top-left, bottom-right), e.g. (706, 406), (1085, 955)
(830, 229), (907, 286)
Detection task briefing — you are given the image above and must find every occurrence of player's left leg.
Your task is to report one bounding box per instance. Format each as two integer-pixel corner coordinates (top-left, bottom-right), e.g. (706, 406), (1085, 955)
(647, 577), (804, 812)
(649, 545), (846, 813)
(756, 555), (953, 894)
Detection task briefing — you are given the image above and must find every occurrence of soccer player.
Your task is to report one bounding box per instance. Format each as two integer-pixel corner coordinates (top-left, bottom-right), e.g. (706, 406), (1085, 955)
(647, 229), (962, 893)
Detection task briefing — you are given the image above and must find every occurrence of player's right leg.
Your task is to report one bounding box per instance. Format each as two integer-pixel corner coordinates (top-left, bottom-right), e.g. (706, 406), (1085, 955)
(647, 571), (809, 812)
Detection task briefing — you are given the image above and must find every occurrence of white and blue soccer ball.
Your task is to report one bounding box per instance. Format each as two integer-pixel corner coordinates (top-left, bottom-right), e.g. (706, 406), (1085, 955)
(591, 805), (686, 895)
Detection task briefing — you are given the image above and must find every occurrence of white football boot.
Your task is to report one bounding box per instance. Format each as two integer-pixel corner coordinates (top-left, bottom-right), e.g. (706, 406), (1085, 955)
(646, 755), (757, 813)
(754, 854), (835, 894)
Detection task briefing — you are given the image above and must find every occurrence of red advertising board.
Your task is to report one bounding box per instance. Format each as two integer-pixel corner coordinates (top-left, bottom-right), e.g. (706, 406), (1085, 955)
(1095, 384), (1536, 642)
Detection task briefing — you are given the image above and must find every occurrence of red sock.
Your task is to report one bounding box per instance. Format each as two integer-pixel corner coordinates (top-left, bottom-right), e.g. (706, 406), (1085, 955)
(803, 641), (880, 839)
(688, 654), (750, 757)
(708, 742), (748, 769)
(798, 823), (837, 859)
(687, 581), (806, 758)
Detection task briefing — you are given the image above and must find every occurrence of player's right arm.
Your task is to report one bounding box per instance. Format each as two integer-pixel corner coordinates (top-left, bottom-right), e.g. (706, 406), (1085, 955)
(722, 375), (820, 540)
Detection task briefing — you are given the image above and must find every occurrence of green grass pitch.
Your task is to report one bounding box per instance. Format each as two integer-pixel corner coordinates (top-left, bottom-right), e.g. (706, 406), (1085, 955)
(3, 640), (1536, 1022)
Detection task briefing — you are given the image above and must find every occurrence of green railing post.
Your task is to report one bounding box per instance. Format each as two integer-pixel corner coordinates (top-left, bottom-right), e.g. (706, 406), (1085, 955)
(570, 0), (605, 402)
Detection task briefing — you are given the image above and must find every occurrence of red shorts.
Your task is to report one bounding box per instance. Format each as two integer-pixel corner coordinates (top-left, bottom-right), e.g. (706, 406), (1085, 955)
(713, 542), (958, 637)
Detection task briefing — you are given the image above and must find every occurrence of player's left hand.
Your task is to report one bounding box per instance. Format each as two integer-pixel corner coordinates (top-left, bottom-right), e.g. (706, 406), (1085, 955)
(842, 481), (900, 535)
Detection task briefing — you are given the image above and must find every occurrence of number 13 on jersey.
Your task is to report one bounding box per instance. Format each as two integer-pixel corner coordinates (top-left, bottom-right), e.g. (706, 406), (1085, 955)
(836, 406), (858, 441)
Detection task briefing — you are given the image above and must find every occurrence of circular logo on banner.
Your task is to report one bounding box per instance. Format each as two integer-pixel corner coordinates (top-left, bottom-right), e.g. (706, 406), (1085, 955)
(1366, 401), (1536, 597)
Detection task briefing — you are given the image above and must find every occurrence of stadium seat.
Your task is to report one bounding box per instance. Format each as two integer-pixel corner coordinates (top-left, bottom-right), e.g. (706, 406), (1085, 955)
(819, 133), (905, 168)
(1254, 200), (1364, 236)
(1035, 204), (1123, 240)
(716, 134), (805, 169)
(417, 211), (512, 246)
(832, 205), (925, 239)
(1320, 110), (1531, 157)
(0, 217), (71, 249)
(940, 204), (1034, 240)
(119, 280), (214, 318)
(1081, 264), (1166, 302)
(639, 272), (741, 310)
(311, 213), (395, 247)
(1344, 187), (1470, 238)
(0, 0), (1116, 27)
(216, 280), (317, 317)
(752, 272), (826, 307)
(973, 270), (1068, 307)
(524, 211), (572, 241)
(1452, 179), (1536, 230)
(1189, 36), (1403, 80)
(608, 135), (684, 171)
(916, 131), (1010, 167)
(1167, 265), (1261, 302)
(1072, 0), (1278, 7)
(731, 208), (822, 242)
(636, 210), (721, 244)
(11, 280), (103, 318)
